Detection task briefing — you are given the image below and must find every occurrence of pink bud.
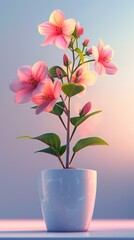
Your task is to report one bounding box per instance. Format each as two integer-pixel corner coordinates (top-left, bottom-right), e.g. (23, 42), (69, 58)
(83, 38), (90, 46)
(79, 101), (92, 116)
(76, 22), (84, 37)
(76, 68), (83, 77)
(86, 48), (92, 55)
(56, 68), (62, 79)
(63, 53), (69, 66)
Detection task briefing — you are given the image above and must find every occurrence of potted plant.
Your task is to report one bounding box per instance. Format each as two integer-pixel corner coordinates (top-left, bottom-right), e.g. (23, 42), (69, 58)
(10, 9), (118, 232)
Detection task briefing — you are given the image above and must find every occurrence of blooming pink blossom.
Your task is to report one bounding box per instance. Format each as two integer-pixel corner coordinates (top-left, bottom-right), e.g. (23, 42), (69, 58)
(10, 61), (48, 104)
(71, 62), (97, 87)
(92, 39), (118, 75)
(79, 101), (92, 116)
(32, 79), (62, 114)
(38, 9), (76, 49)
(75, 22), (84, 37)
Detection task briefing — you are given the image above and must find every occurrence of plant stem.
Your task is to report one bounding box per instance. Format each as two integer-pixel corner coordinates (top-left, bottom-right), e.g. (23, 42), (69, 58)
(69, 48), (75, 82)
(69, 152), (75, 165)
(56, 151), (65, 168)
(60, 95), (68, 114)
(58, 116), (67, 130)
(66, 97), (70, 168)
(73, 59), (95, 73)
(67, 66), (69, 83)
(70, 126), (77, 142)
(49, 146), (65, 169)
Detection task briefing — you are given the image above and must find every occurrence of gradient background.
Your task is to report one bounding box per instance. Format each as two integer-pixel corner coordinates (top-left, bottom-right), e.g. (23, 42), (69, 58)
(0, 0), (134, 219)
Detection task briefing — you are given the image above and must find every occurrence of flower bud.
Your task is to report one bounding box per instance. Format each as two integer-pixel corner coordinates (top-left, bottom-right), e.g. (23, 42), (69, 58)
(79, 101), (92, 116)
(86, 48), (92, 55)
(76, 68), (83, 77)
(63, 53), (69, 66)
(56, 68), (63, 79)
(83, 38), (90, 47)
(75, 22), (84, 37)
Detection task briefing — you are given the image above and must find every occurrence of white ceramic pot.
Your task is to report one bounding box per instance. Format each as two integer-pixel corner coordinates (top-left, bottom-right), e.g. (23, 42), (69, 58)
(38, 169), (97, 232)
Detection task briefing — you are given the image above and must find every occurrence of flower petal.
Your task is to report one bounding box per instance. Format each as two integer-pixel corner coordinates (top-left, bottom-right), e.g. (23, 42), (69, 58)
(41, 34), (57, 46)
(42, 79), (54, 96)
(9, 78), (29, 93)
(32, 93), (45, 105)
(14, 88), (33, 103)
(62, 19), (76, 35)
(98, 39), (104, 54)
(49, 9), (65, 27)
(101, 46), (114, 60)
(92, 46), (99, 61)
(32, 61), (48, 81)
(94, 62), (106, 75)
(104, 62), (118, 74)
(35, 100), (56, 114)
(17, 65), (32, 82)
(38, 22), (55, 35)
(54, 81), (61, 98)
(82, 70), (97, 85)
(55, 35), (70, 49)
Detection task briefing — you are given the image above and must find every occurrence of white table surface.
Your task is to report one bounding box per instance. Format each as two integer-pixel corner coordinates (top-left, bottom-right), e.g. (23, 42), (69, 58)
(0, 219), (134, 239)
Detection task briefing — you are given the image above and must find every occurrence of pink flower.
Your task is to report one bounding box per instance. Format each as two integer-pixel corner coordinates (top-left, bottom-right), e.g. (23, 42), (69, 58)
(32, 79), (62, 114)
(79, 101), (92, 116)
(92, 39), (118, 75)
(71, 62), (97, 87)
(75, 22), (84, 37)
(10, 61), (48, 104)
(38, 9), (76, 49)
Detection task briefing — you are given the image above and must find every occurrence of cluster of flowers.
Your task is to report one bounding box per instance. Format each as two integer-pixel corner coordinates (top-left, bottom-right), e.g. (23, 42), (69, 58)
(10, 9), (117, 168)
(10, 9), (117, 115)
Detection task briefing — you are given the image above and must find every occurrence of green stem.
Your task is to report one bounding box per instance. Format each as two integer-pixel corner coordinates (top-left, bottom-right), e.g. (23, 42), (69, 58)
(66, 97), (70, 168)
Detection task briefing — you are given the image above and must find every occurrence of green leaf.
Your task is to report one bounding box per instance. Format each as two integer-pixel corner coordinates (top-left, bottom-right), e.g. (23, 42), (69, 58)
(70, 110), (102, 127)
(75, 48), (84, 63)
(36, 145), (66, 157)
(72, 27), (77, 38)
(50, 102), (64, 116)
(73, 137), (109, 153)
(17, 136), (31, 139)
(32, 133), (61, 150)
(49, 66), (67, 78)
(62, 83), (85, 97)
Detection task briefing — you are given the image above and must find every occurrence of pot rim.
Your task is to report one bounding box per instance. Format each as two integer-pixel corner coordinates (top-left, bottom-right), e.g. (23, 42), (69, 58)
(41, 168), (97, 174)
